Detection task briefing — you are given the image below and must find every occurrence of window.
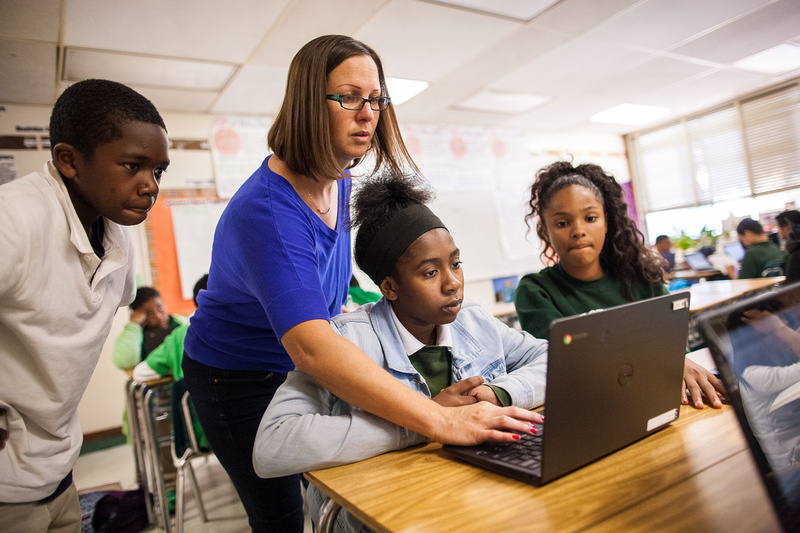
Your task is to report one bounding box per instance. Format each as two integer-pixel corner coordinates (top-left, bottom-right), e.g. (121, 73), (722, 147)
(629, 80), (800, 221)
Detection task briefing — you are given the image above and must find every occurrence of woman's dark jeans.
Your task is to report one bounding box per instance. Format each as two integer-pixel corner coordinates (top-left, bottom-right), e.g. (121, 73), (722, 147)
(182, 354), (304, 533)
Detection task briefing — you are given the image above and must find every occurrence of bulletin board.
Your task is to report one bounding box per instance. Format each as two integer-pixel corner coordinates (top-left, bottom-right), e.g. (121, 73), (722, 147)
(145, 189), (224, 315)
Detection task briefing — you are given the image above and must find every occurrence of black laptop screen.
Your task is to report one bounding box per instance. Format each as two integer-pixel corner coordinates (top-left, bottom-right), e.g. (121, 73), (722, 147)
(700, 287), (800, 531)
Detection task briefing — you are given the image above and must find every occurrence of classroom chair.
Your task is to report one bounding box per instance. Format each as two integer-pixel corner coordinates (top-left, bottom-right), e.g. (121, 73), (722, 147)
(171, 378), (214, 533)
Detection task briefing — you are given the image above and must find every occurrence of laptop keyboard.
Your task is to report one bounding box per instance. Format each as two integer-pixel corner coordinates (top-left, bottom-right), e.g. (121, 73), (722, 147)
(475, 428), (544, 471)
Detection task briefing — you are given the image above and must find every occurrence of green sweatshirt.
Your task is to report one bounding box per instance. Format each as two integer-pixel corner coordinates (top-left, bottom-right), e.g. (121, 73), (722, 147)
(514, 263), (667, 339)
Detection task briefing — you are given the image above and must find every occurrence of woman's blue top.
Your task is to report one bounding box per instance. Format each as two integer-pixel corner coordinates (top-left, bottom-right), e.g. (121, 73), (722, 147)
(184, 156), (351, 372)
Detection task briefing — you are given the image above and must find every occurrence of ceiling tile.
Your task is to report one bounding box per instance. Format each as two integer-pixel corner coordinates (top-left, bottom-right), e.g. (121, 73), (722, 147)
(492, 37), (649, 95)
(248, 0), (390, 66)
(63, 0), (289, 62)
(530, 0), (641, 34)
(582, 0), (772, 51)
(0, 40), (57, 104)
(671, 0), (800, 64)
(355, 0), (521, 81)
(637, 67), (778, 114)
(63, 49), (237, 91)
(0, 0), (60, 41)
(589, 55), (713, 103)
(130, 85), (220, 113)
(211, 65), (288, 115)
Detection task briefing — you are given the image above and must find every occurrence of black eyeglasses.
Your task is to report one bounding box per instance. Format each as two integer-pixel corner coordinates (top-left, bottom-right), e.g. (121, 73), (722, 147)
(326, 94), (391, 111)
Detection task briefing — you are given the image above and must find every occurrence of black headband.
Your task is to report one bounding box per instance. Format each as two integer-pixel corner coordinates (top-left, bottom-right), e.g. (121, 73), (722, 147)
(360, 204), (447, 285)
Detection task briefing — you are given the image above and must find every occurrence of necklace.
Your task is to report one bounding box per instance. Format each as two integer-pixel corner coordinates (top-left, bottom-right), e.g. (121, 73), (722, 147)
(299, 178), (333, 215)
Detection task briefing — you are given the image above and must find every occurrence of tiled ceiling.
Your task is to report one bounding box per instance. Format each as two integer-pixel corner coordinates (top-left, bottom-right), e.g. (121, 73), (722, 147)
(1, 0), (799, 136)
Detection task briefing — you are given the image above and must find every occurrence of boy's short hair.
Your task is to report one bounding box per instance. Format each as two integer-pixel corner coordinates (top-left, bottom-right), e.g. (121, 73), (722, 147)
(49, 79), (166, 159)
(655, 235), (670, 245)
(736, 218), (764, 235)
(131, 287), (161, 310)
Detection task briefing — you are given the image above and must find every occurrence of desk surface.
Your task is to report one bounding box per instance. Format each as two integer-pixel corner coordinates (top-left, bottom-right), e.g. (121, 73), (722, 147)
(306, 405), (781, 532)
(689, 277), (783, 312)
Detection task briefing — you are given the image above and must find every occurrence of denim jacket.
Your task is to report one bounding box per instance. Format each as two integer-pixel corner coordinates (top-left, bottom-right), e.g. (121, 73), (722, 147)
(253, 297), (548, 531)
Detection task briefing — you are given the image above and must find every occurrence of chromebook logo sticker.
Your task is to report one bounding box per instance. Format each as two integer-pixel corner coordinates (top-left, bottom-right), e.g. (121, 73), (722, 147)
(563, 334), (572, 345)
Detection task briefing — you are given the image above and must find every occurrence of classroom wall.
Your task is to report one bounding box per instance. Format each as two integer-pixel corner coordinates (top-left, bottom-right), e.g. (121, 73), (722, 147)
(0, 103), (626, 434)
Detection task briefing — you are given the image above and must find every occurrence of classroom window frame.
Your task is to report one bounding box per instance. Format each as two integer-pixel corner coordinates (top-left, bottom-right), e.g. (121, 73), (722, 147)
(626, 78), (800, 229)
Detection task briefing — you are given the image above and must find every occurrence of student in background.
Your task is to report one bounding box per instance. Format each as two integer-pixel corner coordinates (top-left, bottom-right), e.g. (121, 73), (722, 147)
(737, 218), (786, 279)
(347, 274), (381, 308)
(654, 234), (675, 271)
(514, 161), (725, 409)
(0, 79), (169, 530)
(776, 210), (800, 284)
(132, 276), (209, 448)
(254, 172), (546, 533)
(113, 286), (184, 372)
(132, 276), (207, 383)
(181, 35), (537, 532)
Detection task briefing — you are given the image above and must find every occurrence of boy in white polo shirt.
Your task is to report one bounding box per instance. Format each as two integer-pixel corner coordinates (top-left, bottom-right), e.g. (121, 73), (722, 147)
(0, 79), (170, 531)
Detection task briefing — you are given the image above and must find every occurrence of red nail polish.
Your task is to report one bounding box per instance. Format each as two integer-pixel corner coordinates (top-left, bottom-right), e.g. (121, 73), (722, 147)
(531, 427), (538, 434)
(512, 434), (520, 440)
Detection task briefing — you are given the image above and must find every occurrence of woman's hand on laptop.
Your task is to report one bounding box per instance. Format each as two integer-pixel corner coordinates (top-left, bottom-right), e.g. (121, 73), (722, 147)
(682, 358), (725, 409)
(429, 402), (543, 445)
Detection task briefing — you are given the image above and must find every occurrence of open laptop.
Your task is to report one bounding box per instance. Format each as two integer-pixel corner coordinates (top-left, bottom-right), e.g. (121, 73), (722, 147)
(684, 251), (716, 271)
(443, 291), (690, 486)
(698, 284), (800, 532)
(724, 242), (746, 262)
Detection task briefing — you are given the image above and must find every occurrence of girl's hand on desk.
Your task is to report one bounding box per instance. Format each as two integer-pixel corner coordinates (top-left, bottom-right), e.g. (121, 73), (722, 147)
(429, 403), (543, 445)
(682, 358), (725, 409)
(432, 376), (483, 407)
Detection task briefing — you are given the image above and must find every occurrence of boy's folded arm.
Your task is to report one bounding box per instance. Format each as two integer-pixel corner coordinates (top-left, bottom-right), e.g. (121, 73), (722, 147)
(253, 370), (427, 479)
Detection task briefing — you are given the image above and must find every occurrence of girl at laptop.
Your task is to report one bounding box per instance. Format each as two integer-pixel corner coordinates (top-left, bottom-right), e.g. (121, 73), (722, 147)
(254, 172), (547, 532)
(514, 161), (726, 409)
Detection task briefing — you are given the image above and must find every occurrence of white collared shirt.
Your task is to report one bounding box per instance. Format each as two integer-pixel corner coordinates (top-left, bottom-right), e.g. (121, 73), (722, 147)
(388, 302), (453, 355)
(0, 162), (136, 502)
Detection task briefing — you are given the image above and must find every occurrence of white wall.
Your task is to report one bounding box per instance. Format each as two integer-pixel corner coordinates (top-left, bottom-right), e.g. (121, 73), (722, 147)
(1, 103), (626, 434)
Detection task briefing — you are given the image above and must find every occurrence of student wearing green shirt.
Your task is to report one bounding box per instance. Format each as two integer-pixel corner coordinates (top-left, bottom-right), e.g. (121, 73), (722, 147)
(133, 275), (209, 448)
(514, 161), (726, 409)
(736, 218), (786, 279)
(133, 275), (208, 383)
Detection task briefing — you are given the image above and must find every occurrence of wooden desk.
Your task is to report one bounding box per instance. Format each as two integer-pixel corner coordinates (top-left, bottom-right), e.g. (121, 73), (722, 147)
(306, 405), (781, 532)
(689, 277), (784, 312)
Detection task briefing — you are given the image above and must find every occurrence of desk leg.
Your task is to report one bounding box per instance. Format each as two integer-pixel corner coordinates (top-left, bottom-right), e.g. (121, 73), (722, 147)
(318, 497), (342, 533)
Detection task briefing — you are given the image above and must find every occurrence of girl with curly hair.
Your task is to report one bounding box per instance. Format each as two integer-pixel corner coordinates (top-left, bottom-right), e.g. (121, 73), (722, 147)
(514, 161), (725, 409)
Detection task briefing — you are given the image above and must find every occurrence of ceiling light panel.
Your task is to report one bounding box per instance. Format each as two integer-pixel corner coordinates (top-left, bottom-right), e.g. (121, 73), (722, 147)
(732, 43), (800, 74)
(590, 103), (671, 125)
(63, 48), (237, 91)
(63, 0), (287, 63)
(456, 90), (550, 114)
(385, 78), (429, 106)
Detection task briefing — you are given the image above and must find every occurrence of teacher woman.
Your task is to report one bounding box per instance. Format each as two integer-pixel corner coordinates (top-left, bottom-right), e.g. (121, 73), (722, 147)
(182, 35), (539, 532)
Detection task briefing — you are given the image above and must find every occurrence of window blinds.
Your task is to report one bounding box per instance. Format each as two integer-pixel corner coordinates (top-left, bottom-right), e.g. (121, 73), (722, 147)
(741, 85), (800, 196)
(630, 80), (800, 213)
